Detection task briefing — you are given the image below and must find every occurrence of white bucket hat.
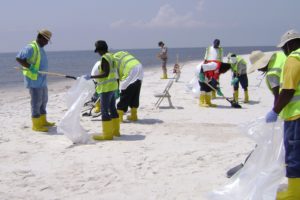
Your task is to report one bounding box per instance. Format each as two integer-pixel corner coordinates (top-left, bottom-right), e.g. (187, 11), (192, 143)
(277, 29), (300, 48)
(247, 50), (273, 74)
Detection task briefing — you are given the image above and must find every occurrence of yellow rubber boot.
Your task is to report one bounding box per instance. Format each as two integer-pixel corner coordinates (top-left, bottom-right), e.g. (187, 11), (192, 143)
(276, 178), (300, 200)
(112, 117), (120, 137)
(212, 90), (216, 99)
(40, 114), (55, 127)
(93, 101), (101, 113)
(199, 94), (209, 107)
(244, 90), (249, 103)
(127, 108), (138, 121)
(161, 73), (168, 79)
(93, 120), (113, 140)
(32, 117), (48, 132)
(233, 90), (239, 102)
(205, 94), (217, 107)
(117, 110), (124, 123)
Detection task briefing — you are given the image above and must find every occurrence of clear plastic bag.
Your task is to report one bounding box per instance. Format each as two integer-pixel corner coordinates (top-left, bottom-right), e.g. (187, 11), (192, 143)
(207, 117), (285, 200)
(57, 76), (95, 144)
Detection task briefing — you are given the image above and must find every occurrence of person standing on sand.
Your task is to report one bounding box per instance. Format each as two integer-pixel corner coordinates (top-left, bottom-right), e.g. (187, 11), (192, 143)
(84, 40), (120, 140)
(16, 29), (55, 132)
(157, 41), (168, 79)
(265, 29), (300, 199)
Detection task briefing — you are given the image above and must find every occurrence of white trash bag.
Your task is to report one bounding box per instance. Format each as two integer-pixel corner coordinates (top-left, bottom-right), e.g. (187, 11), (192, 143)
(207, 117), (285, 200)
(186, 61), (203, 98)
(57, 76), (95, 144)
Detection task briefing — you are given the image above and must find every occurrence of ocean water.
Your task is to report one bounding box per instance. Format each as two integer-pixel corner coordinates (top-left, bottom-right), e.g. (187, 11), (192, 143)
(0, 46), (276, 88)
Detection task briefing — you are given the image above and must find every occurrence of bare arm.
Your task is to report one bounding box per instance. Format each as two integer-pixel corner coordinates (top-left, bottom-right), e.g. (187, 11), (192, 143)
(16, 57), (30, 68)
(91, 58), (110, 79)
(273, 89), (295, 113)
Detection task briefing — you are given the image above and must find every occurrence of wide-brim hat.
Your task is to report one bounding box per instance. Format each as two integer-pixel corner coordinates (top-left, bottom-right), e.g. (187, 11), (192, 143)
(38, 29), (52, 41)
(248, 50), (273, 74)
(277, 29), (300, 48)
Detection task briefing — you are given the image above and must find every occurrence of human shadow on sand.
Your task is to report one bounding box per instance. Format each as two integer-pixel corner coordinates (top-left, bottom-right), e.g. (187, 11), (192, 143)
(136, 118), (164, 125)
(157, 106), (184, 109)
(113, 134), (146, 141)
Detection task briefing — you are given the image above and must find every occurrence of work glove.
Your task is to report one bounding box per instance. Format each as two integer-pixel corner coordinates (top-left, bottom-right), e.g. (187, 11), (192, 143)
(199, 72), (205, 82)
(114, 90), (120, 99)
(29, 64), (38, 74)
(265, 110), (278, 123)
(217, 88), (223, 96)
(83, 74), (91, 80)
(231, 77), (239, 85)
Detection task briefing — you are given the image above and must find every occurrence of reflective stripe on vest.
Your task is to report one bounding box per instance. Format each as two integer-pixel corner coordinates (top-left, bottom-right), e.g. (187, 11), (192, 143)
(22, 41), (41, 80)
(279, 48), (300, 120)
(95, 52), (118, 94)
(113, 51), (140, 81)
(266, 52), (286, 91)
(231, 56), (245, 73)
(205, 46), (223, 61)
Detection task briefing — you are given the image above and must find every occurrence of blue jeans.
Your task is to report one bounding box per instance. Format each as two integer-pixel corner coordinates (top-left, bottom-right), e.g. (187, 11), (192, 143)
(29, 87), (48, 118)
(100, 91), (118, 121)
(284, 118), (300, 178)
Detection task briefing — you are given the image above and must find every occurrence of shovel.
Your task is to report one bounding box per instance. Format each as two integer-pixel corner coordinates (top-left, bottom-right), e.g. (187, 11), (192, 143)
(204, 81), (242, 109)
(14, 66), (77, 80)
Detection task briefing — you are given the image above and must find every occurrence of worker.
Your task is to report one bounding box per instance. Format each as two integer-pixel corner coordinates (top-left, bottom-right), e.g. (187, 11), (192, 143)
(204, 39), (224, 98)
(249, 50), (286, 105)
(157, 41), (168, 79)
(265, 29), (300, 199)
(84, 40), (120, 140)
(114, 51), (143, 122)
(228, 54), (249, 103)
(198, 61), (231, 107)
(16, 29), (55, 132)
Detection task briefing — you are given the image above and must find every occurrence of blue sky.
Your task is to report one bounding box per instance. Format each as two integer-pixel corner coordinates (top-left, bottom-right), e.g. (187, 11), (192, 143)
(1, 0), (299, 52)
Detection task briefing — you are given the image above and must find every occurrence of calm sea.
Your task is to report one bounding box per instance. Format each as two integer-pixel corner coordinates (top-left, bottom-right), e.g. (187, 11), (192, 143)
(0, 46), (276, 88)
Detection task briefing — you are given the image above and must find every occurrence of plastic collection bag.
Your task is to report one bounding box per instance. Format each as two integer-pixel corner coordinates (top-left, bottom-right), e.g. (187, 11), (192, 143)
(57, 76), (95, 144)
(186, 61), (203, 98)
(207, 117), (285, 200)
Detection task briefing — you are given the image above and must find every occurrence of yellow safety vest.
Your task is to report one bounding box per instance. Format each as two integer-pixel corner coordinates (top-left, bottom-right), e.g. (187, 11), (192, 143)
(95, 52), (118, 94)
(204, 46), (223, 62)
(266, 51), (286, 91)
(22, 41), (41, 80)
(231, 56), (246, 73)
(113, 51), (141, 81)
(279, 48), (300, 120)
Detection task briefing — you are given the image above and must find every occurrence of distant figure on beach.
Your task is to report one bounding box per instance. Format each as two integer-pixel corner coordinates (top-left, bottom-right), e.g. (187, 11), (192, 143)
(265, 29), (300, 199)
(204, 39), (224, 98)
(249, 50), (286, 105)
(84, 40), (120, 140)
(157, 41), (168, 79)
(113, 51), (143, 123)
(16, 29), (55, 132)
(227, 53), (249, 103)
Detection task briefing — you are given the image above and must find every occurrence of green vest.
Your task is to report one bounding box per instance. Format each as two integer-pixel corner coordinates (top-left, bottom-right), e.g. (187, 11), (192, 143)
(95, 52), (118, 93)
(23, 41), (41, 80)
(205, 46), (223, 61)
(113, 51), (140, 81)
(231, 56), (246, 73)
(279, 48), (300, 120)
(266, 51), (286, 91)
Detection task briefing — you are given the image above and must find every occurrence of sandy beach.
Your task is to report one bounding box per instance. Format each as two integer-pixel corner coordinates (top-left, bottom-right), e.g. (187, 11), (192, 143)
(0, 55), (275, 200)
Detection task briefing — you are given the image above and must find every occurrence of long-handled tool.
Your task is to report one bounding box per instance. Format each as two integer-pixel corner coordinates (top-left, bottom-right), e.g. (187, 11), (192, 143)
(14, 66), (77, 80)
(204, 81), (242, 109)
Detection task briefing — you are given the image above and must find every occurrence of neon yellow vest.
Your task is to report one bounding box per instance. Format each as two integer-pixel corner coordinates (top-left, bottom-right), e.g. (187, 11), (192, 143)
(95, 52), (118, 93)
(266, 51), (286, 91)
(22, 41), (41, 80)
(113, 51), (140, 81)
(279, 48), (300, 120)
(231, 56), (246, 73)
(205, 46), (223, 61)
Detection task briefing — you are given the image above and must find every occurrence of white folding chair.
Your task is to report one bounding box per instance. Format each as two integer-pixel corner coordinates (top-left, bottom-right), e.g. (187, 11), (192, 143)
(154, 79), (174, 108)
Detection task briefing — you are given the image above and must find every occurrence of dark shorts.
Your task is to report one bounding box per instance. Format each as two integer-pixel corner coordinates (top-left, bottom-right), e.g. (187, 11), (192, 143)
(233, 74), (248, 91)
(199, 79), (218, 93)
(284, 118), (300, 178)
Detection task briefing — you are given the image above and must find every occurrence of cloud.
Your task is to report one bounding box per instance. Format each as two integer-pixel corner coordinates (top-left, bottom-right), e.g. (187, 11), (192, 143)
(110, 4), (204, 29)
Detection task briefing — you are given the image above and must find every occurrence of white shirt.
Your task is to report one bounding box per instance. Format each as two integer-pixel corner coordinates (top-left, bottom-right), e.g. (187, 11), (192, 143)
(120, 64), (143, 90)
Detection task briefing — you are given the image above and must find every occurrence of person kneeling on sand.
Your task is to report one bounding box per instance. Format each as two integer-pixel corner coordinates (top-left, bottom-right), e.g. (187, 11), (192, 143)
(198, 61), (231, 107)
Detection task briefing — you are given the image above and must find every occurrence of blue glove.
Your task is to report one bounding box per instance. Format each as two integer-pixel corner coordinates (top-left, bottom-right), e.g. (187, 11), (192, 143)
(231, 77), (239, 85)
(265, 110), (278, 123)
(199, 72), (205, 82)
(83, 74), (91, 80)
(29, 65), (38, 74)
(217, 88), (223, 96)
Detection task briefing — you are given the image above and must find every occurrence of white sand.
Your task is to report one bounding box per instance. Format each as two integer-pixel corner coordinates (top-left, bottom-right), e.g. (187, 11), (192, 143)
(0, 55), (274, 200)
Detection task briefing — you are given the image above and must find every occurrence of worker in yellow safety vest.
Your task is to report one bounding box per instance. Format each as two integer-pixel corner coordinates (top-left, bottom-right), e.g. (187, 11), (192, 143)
(16, 29), (55, 132)
(113, 51), (143, 123)
(84, 40), (120, 140)
(265, 29), (300, 200)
